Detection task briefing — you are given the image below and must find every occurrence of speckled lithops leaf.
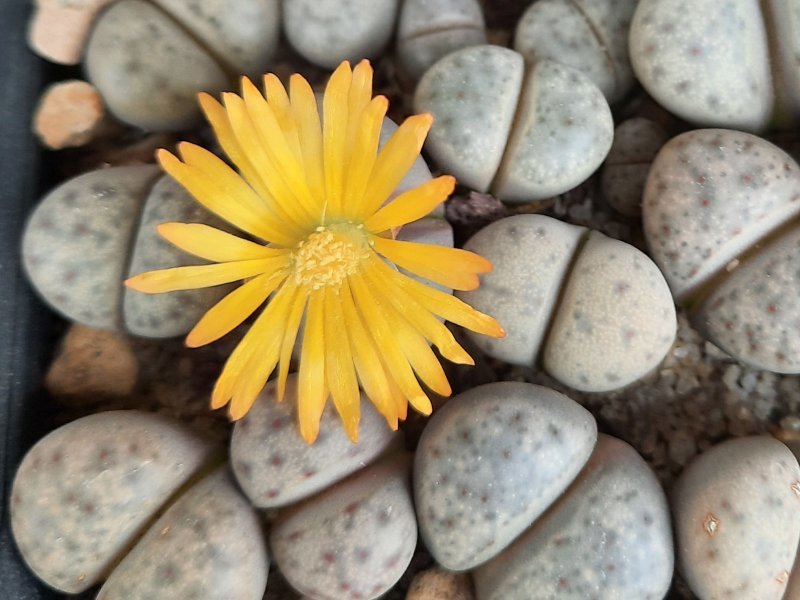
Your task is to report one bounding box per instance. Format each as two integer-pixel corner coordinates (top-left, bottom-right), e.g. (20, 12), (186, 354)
(270, 455), (417, 600)
(457, 214), (586, 366)
(693, 223), (800, 373)
(543, 230), (677, 392)
(672, 436), (800, 600)
(629, 0), (773, 131)
(414, 45), (524, 193)
(414, 382), (597, 571)
(231, 375), (400, 508)
(22, 165), (161, 331)
(643, 129), (800, 302)
(85, 0), (229, 130)
(96, 468), (268, 600)
(10, 411), (218, 593)
(474, 435), (674, 600)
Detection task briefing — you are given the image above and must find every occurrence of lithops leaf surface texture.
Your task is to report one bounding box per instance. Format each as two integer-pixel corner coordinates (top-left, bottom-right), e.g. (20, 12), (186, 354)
(414, 382), (597, 571)
(474, 435), (674, 600)
(672, 436), (800, 600)
(643, 129), (800, 302)
(629, 0), (773, 131)
(10, 411), (217, 593)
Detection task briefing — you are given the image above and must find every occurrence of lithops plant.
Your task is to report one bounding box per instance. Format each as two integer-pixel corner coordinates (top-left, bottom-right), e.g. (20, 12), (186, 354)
(413, 381), (598, 571)
(22, 166), (230, 337)
(10, 411), (219, 593)
(672, 436), (800, 599)
(514, 0), (638, 103)
(601, 117), (669, 217)
(629, 0), (800, 130)
(458, 213), (676, 393)
(643, 128), (800, 373)
(415, 45), (613, 204)
(270, 454), (418, 600)
(96, 468), (269, 599)
(231, 374), (400, 508)
(474, 435), (674, 600)
(22, 117), (445, 337)
(283, 0), (399, 69)
(396, 0), (486, 81)
(85, 0), (281, 130)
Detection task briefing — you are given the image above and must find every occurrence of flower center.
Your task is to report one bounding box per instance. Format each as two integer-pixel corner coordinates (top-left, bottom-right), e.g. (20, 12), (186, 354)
(292, 224), (368, 289)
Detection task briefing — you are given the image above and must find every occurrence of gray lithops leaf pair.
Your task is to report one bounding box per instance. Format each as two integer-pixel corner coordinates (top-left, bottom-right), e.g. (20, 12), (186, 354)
(86, 0), (280, 130)
(396, 0), (487, 81)
(10, 411), (268, 598)
(22, 165), (230, 338)
(415, 45), (614, 204)
(629, 0), (800, 130)
(514, 0), (639, 103)
(231, 374), (416, 599)
(458, 213), (676, 392)
(672, 436), (800, 599)
(414, 382), (673, 599)
(643, 128), (800, 373)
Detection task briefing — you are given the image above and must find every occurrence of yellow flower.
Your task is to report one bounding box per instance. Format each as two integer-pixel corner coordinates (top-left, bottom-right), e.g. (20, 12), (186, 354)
(125, 60), (504, 444)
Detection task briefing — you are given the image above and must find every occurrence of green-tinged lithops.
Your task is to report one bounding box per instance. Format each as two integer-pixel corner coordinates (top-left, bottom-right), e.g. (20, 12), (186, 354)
(396, 0), (486, 80)
(122, 175), (232, 338)
(22, 168), (225, 336)
(514, 0), (638, 103)
(643, 129), (800, 372)
(22, 165), (161, 330)
(414, 382), (597, 571)
(283, 0), (399, 69)
(458, 214), (676, 393)
(415, 45), (613, 203)
(10, 410), (218, 593)
(601, 117), (669, 217)
(231, 375), (400, 508)
(672, 436), (800, 599)
(628, 0), (776, 131)
(474, 435), (673, 600)
(84, 0), (280, 130)
(97, 468), (268, 600)
(270, 455), (417, 600)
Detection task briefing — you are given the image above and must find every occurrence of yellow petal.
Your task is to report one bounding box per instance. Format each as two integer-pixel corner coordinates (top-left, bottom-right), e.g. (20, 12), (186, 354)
(186, 271), (285, 347)
(210, 281), (294, 413)
(198, 93), (288, 221)
(277, 286), (308, 403)
(228, 283), (299, 419)
(372, 236), (491, 291)
(323, 286), (361, 442)
(339, 280), (398, 429)
(223, 92), (314, 231)
(344, 96), (388, 219)
(125, 256), (288, 293)
(365, 176), (455, 233)
(158, 148), (292, 245)
(363, 256), (474, 365)
(346, 59), (374, 157)
(392, 270), (505, 338)
(361, 113), (433, 216)
(349, 271), (433, 415)
(298, 291), (327, 443)
(157, 223), (285, 262)
(289, 74), (325, 205)
(240, 77), (318, 222)
(322, 61), (353, 215)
